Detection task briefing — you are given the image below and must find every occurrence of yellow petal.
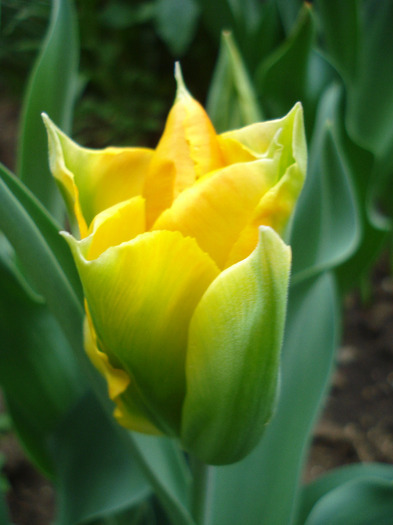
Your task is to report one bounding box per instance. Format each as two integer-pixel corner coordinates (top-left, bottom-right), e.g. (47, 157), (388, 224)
(43, 114), (153, 233)
(219, 103), (307, 266)
(153, 158), (280, 268)
(65, 230), (219, 435)
(143, 65), (223, 227)
(84, 311), (161, 434)
(86, 196), (146, 260)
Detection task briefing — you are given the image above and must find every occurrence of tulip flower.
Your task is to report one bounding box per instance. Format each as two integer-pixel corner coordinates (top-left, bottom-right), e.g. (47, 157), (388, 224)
(44, 66), (306, 464)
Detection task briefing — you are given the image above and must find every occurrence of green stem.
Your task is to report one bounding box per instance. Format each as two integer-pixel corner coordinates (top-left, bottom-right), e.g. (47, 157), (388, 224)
(192, 457), (212, 525)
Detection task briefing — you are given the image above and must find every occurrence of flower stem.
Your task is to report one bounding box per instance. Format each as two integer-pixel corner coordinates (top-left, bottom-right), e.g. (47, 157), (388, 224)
(191, 457), (212, 525)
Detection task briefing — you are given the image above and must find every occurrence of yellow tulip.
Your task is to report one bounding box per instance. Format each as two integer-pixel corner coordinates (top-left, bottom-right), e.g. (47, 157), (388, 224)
(44, 66), (306, 464)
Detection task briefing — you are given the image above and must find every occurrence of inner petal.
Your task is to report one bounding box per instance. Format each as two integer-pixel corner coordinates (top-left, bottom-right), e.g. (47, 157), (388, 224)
(153, 158), (279, 268)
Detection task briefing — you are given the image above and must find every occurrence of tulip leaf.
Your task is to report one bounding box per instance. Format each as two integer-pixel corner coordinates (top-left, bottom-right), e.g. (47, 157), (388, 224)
(255, 3), (315, 118)
(51, 391), (152, 525)
(0, 163), (84, 358)
(154, 0), (200, 56)
(0, 253), (85, 476)
(346, 0), (393, 159)
(275, 0), (304, 34)
(203, 271), (338, 525)
(0, 163), (82, 299)
(333, 118), (388, 292)
(196, 0), (276, 65)
(17, 0), (79, 221)
(130, 434), (194, 525)
(290, 84), (360, 282)
(304, 478), (393, 525)
(52, 393), (194, 525)
(194, 0), (240, 41)
(297, 463), (393, 525)
(207, 31), (263, 132)
(314, 0), (359, 84)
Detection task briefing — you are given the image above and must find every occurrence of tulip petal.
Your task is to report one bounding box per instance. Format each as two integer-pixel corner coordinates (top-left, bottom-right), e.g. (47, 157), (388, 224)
(225, 162), (305, 267)
(86, 196), (146, 260)
(153, 158), (280, 268)
(221, 103), (307, 267)
(84, 312), (161, 434)
(43, 114), (153, 233)
(219, 103), (306, 174)
(64, 230), (219, 435)
(181, 226), (291, 465)
(143, 66), (223, 227)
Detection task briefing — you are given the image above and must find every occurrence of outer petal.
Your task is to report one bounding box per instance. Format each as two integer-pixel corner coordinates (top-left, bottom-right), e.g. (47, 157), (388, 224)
(84, 311), (160, 435)
(64, 230), (219, 435)
(43, 114), (153, 234)
(143, 66), (223, 227)
(153, 158), (280, 269)
(181, 226), (291, 465)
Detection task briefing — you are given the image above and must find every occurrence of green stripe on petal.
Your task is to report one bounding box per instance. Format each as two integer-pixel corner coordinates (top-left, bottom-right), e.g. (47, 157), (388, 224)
(181, 226), (291, 465)
(64, 230), (219, 435)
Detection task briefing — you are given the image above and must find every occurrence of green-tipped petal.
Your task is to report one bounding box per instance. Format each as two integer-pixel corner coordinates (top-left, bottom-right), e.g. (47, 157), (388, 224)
(43, 114), (153, 235)
(181, 226), (291, 465)
(64, 230), (219, 435)
(219, 102), (306, 173)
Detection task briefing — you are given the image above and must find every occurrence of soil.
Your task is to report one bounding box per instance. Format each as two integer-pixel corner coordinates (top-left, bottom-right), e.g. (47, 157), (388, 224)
(1, 97), (393, 524)
(306, 260), (393, 481)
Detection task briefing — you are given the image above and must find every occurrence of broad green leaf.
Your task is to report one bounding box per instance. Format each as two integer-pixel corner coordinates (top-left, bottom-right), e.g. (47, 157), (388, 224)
(346, 0), (393, 159)
(0, 163), (82, 298)
(52, 392), (151, 525)
(304, 478), (393, 525)
(291, 85), (360, 282)
(154, 0), (200, 56)
(17, 0), (79, 221)
(0, 253), (84, 475)
(194, 0), (241, 41)
(333, 114), (388, 292)
(196, 0), (270, 63)
(53, 396), (194, 525)
(0, 163), (84, 358)
(275, 0), (304, 34)
(203, 272), (338, 525)
(207, 32), (263, 132)
(130, 434), (194, 525)
(297, 463), (393, 525)
(243, 0), (283, 72)
(256, 3), (315, 118)
(314, 0), (359, 84)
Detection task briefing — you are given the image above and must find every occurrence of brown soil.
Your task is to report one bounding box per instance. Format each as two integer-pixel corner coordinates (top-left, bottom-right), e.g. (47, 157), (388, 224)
(306, 261), (393, 481)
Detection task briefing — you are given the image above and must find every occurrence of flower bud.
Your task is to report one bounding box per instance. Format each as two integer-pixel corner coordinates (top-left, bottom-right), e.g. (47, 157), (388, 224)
(44, 69), (306, 464)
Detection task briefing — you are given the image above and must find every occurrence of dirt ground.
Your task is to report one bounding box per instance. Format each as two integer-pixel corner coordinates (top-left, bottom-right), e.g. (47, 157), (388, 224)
(306, 260), (393, 481)
(1, 97), (393, 524)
